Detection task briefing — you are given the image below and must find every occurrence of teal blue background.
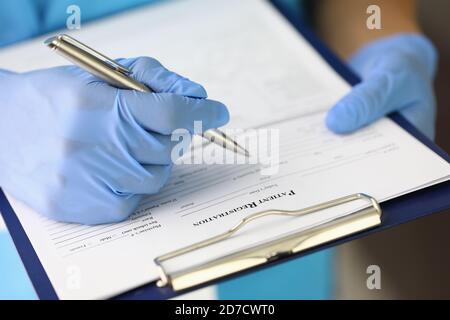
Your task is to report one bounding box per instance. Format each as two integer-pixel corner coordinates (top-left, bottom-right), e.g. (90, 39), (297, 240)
(0, 231), (37, 299)
(218, 250), (333, 299)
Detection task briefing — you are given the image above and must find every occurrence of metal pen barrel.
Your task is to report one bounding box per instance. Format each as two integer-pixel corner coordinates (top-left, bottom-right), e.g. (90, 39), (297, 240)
(45, 34), (249, 157)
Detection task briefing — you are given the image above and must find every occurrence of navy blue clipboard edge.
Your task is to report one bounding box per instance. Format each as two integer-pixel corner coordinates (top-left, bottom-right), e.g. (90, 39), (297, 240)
(1, 0), (450, 300)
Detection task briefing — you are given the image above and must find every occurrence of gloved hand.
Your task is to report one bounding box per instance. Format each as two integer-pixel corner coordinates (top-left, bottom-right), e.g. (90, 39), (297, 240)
(0, 57), (229, 224)
(326, 33), (438, 140)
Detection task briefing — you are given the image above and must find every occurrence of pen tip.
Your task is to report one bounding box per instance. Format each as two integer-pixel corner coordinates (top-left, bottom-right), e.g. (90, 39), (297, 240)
(236, 145), (250, 158)
(43, 36), (57, 48)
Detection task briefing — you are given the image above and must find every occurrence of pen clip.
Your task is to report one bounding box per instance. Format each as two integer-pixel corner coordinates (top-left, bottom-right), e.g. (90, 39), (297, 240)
(58, 34), (132, 76)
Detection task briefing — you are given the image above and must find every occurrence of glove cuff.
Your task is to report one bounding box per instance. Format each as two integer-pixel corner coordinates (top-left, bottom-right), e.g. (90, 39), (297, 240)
(348, 33), (438, 81)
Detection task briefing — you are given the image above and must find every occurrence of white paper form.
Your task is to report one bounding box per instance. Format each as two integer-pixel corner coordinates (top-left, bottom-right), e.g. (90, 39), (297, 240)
(1, 0), (449, 299)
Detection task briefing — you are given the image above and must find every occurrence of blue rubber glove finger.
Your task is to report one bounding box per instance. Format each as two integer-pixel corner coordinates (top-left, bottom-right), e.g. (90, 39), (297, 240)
(100, 163), (172, 196)
(122, 128), (177, 165)
(117, 56), (228, 163)
(118, 91), (229, 135)
(118, 57), (207, 98)
(325, 34), (437, 140)
(0, 69), (16, 76)
(39, 148), (171, 224)
(2, 171), (144, 225)
(326, 70), (420, 133)
(0, 56), (229, 224)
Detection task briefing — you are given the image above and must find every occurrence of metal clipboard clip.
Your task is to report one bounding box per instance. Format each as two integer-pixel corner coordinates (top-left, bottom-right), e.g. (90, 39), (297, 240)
(154, 193), (382, 291)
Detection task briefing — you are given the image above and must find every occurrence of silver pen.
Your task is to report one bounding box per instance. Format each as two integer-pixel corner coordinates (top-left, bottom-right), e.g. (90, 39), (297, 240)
(44, 34), (249, 157)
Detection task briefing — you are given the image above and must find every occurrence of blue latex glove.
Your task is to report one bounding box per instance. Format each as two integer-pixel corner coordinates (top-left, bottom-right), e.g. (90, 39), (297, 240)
(326, 33), (438, 140)
(0, 57), (229, 224)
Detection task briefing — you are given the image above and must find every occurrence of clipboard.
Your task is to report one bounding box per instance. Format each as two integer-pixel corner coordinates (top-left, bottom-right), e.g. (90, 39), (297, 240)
(1, 0), (450, 300)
